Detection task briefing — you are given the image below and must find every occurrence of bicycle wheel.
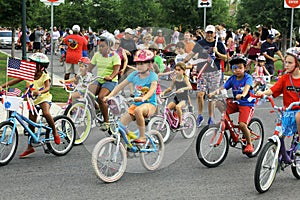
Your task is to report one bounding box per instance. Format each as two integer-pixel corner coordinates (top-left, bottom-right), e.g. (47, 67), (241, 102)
(140, 130), (165, 171)
(92, 137), (127, 183)
(180, 112), (196, 139)
(0, 121), (18, 166)
(196, 124), (229, 168)
(148, 116), (171, 143)
(46, 115), (75, 156)
(64, 102), (92, 145)
(254, 141), (278, 193)
(246, 118), (264, 158)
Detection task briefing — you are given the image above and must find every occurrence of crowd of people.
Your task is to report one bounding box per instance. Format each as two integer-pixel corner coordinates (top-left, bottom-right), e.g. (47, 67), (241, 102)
(1, 22), (300, 155)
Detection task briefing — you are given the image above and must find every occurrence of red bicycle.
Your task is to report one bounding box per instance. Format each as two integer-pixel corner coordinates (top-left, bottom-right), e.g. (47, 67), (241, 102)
(195, 93), (264, 168)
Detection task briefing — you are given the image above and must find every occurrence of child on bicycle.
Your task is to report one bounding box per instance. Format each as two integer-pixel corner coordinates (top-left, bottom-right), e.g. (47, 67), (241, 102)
(0, 52), (60, 158)
(104, 49), (158, 143)
(257, 47), (300, 153)
(59, 57), (93, 99)
(208, 54), (256, 154)
(160, 62), (192, 128)
(253, 55), (270, 92)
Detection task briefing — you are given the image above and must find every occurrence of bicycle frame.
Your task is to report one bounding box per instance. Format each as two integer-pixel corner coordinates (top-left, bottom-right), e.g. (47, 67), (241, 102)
(3, 111), (52, 145)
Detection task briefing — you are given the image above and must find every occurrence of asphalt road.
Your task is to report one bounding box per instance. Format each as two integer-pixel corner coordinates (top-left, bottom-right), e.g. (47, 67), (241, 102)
(1, 48), (298, 200)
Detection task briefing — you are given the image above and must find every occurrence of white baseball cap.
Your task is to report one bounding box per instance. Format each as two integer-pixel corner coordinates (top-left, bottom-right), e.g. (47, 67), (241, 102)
(124, 28), (134, 35)
(205, 25), (215, 33)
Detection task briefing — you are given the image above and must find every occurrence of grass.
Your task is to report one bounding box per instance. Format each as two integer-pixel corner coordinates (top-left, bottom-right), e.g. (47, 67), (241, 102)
(0, 51), (68, 102)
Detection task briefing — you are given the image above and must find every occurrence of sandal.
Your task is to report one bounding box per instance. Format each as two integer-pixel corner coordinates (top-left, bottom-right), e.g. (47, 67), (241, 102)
(54, 134), (61, 145)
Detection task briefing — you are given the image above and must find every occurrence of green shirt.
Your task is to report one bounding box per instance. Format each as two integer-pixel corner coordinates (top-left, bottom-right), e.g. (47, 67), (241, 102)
(154, 55), (165, 73)
(91, 52), (121, 83)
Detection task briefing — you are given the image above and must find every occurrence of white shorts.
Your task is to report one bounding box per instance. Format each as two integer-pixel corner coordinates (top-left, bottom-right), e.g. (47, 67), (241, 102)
(65, 63), (79, 74)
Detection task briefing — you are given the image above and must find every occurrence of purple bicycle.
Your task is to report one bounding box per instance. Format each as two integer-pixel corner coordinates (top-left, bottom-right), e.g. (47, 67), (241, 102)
(148, 91), (196, 143)
(254, 95), (300, 193)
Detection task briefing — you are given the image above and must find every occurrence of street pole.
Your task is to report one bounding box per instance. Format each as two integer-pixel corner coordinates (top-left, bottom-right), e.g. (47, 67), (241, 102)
(204, 7), (206, 29)
(50, 2), (54, 86)
(289, 8), (294, 48)
(22, 0), (27, 60)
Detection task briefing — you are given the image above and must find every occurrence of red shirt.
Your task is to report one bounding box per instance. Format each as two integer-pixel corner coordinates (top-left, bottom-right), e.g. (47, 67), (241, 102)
(270, 74), (300, 108)
(64, 34), (88, 64)
(241, 34), (253, 54)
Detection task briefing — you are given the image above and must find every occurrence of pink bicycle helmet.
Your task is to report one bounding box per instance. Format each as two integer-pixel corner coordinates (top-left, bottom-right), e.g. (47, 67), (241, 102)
(78, 57), (91, 64)
(133, 49), (154, 62)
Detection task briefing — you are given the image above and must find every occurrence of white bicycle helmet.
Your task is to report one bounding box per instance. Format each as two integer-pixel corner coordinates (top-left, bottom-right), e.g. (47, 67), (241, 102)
(72, 25), (80, 33)
(286, 47), (300, 61)
(99, 31), (115, 47)
(29, 52), (49, 68)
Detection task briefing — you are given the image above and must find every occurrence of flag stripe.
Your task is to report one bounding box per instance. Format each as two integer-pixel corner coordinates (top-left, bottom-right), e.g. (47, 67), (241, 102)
(7, 57), (36, 81)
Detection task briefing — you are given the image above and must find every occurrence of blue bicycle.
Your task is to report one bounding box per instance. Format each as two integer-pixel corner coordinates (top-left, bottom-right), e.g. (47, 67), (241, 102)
(0, 91), (76, 166)
(254, 95), (300, 193)
(91, 97), (165, 183)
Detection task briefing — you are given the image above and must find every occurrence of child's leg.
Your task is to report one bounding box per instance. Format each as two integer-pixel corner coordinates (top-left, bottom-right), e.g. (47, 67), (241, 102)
(40, 102), (60, 144)
(134, 103), (156, 141)
(176, 101), (186, 126)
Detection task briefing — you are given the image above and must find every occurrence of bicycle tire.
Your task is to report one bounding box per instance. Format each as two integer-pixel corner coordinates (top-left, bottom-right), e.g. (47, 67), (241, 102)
(91, 137), (127, 183)
(180, 112), (196, 139)
(140, 130), (165, 171)
(64, 102), (92, 145)
(254, 141), (278, 193)
(0, 121), (18, 166)
(246, 118), (264, 158)
(147, 116), (171, 143)
(46, 115), (75, 156)
(196, 124), (229, 168)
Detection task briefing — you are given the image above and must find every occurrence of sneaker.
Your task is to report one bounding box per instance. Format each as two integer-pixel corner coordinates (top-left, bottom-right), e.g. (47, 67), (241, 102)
(19, 148), (35, 159)
(196, 115), (203, 127)
(54, 134), (61, 145)
(243, 144), (254, 154)
(208, 117), (214, 125)
(101, 122), (110, 131)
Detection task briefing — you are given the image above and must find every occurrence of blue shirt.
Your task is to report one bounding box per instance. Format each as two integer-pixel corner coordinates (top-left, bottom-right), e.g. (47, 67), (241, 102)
(223, 73), (255, 106)
(127, 71), (158, 106)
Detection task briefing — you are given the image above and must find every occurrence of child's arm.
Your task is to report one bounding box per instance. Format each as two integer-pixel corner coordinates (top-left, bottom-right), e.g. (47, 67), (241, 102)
(59, 77), (76, 84)
(161, 77), (175, 95)
(207, 86), (225, 98)
(0, 78), (23, 90)
(262, 66), (271, 76)
(158, 70), (174, 77)
(32, 79), (51, 97)
(236, 84), (251, 100)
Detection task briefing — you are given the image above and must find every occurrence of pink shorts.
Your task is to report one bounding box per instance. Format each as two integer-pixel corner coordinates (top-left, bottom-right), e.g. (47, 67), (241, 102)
(226, 99), (254, 124)
(156, 83), (162, 94)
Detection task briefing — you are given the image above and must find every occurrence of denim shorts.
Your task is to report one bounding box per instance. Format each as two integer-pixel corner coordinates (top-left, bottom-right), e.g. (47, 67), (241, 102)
(93, 80), (117, 92)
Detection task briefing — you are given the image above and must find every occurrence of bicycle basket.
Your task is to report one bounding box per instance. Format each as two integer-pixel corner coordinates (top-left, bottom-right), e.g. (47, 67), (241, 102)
(3, 95), (23, 111)
(107, 97), (121, 115)
(282, 110), (299, 136)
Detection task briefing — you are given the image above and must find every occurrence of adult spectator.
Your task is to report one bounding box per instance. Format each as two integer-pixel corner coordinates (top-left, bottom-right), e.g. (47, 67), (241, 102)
(260, 34), (284, 75)
(64, 25), (88, 80)
(52, 26), (61, 55)
(33, 25), (44, 53)
(184, 25), (227, 126)
(246, 31), (261, 71)
(153, 29), (166, 51)
(137, 33), (152, 50)
(171, 26), (180, 44)
(182, 31), (195, 53)
(88, 32), (121, 131)
(240, 27), (252, 55)
(87, 29), (97, 58)
(120, 28), (137, 67)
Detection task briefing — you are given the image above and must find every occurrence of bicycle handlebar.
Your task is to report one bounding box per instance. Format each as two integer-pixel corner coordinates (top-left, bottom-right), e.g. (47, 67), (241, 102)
(160, 91), (177, 99)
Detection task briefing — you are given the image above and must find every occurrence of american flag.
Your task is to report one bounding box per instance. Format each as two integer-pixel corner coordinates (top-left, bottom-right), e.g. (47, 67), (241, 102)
(7, 57), (36, 81)
(6, 88), (22, 96)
